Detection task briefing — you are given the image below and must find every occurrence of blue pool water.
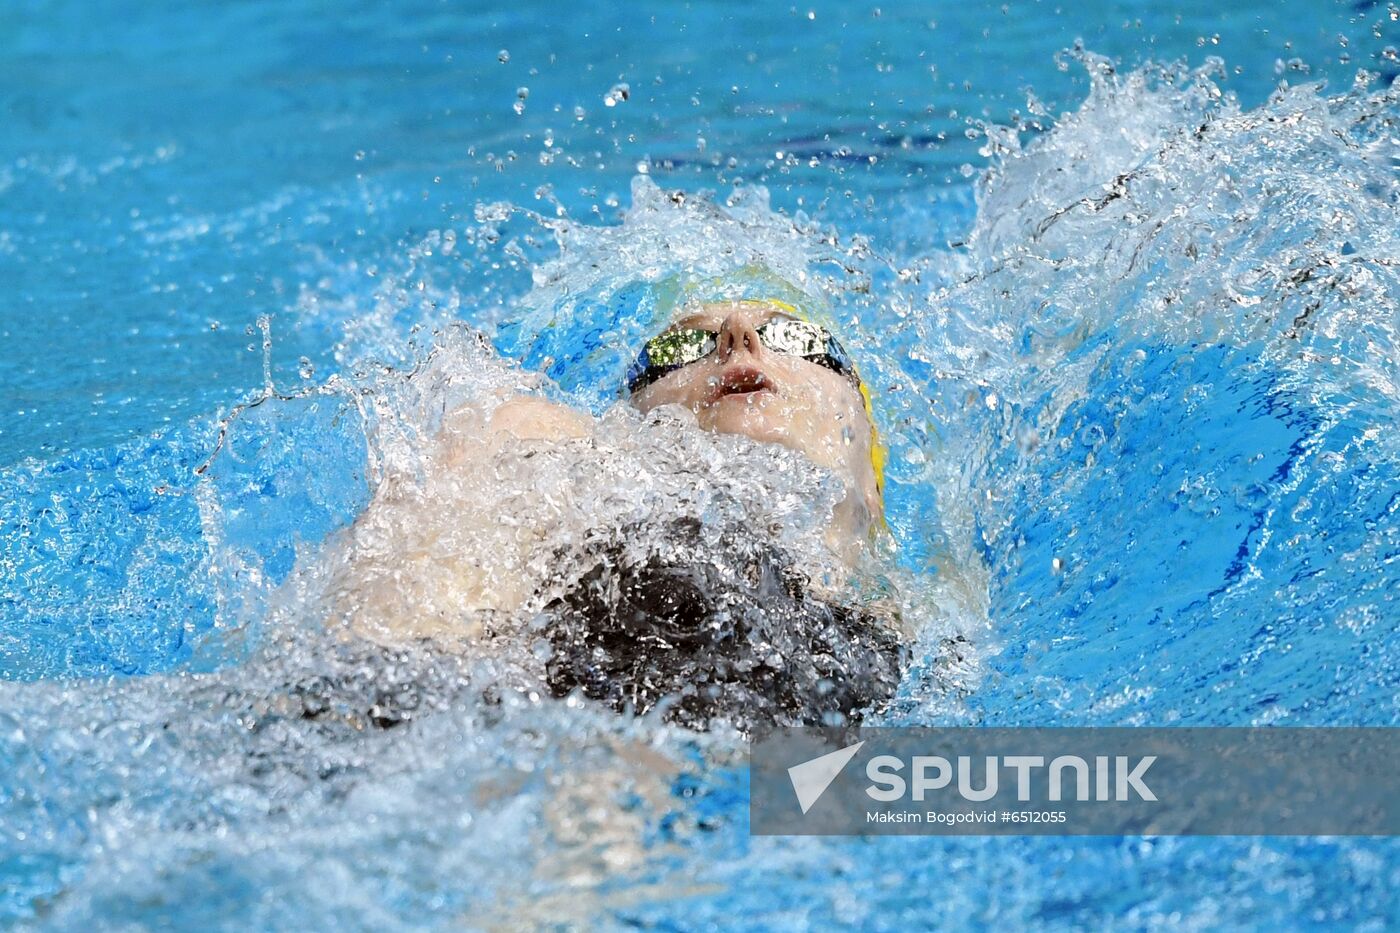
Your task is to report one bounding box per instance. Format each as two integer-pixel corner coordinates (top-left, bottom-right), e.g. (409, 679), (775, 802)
(3, 0), (1400, 928)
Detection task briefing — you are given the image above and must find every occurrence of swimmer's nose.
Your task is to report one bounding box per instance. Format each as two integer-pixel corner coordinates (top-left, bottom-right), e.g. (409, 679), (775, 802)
(716, 312), (764, 361)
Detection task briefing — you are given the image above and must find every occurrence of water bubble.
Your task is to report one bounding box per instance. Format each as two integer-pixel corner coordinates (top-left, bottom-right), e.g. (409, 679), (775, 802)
(497, 49), (510, 64)
(298, 357), (315, 380)
(573, 105), (586, 121)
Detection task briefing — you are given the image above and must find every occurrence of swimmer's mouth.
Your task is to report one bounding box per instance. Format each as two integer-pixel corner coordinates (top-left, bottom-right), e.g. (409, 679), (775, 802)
(712, 366), (774, 402)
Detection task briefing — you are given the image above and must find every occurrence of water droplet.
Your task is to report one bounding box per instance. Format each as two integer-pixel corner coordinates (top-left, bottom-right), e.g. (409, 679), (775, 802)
(603, 82), (630, 107)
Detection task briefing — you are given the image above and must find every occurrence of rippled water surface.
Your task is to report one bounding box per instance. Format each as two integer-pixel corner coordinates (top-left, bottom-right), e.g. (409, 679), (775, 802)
(3, 1), (1400, 929)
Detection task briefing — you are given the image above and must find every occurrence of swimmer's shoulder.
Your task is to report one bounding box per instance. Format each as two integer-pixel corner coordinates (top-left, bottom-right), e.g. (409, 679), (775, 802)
(485, 395), (592, 445)
(435, 394), (594, 468)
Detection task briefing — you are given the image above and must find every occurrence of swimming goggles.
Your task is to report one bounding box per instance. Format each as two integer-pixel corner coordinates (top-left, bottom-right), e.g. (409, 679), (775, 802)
(625, 317), (861, 394)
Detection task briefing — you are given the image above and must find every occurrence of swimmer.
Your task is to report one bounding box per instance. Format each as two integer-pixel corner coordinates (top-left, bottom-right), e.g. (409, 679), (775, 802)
(481, 296), (883, 554)
(330, 272), (906, 729)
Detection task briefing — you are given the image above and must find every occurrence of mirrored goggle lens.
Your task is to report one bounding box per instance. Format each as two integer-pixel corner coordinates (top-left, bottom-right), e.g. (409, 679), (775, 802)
(755, 318), (826, 357)
(645, 328), (716, 368)
(626, 328), (716, 393)
(757, 318), (859, 383)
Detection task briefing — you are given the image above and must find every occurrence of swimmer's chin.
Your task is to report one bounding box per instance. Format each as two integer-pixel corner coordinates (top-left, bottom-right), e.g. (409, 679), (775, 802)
(698, 401), (789, 446)
(643, 398), (799, 462)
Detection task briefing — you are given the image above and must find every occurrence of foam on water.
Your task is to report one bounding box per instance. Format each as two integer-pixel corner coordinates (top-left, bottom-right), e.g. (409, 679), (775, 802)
(2, 55), (1399, 928)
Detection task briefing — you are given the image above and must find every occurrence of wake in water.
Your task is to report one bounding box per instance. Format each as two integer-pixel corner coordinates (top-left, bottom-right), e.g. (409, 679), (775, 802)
(3, 54), (1398, 927)
(176, 165), (986, 735)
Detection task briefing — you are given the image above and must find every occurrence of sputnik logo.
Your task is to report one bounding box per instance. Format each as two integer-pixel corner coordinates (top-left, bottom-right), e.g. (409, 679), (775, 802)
(787, 741), (865, 814)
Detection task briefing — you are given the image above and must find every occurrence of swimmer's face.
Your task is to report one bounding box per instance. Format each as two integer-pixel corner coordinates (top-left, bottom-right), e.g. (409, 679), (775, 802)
(630, 301), (881, 529)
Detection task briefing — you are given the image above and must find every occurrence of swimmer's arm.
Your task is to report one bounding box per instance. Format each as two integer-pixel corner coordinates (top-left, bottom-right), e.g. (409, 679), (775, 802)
(334, 394), (593, 640)
(480, 395), (593, 447)
(435, 394), (594, 469)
